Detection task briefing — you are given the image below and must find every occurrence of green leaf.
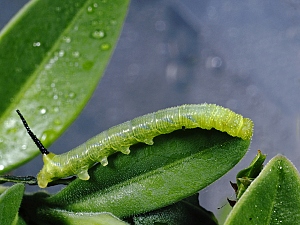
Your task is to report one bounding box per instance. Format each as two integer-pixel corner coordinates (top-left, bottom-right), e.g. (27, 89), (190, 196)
(20, 192), (129, 225)
(235, 150), (266, 201)
(0, 184), (25, 225)
(14, 215), (27, 225)
(224, 155), (300, 225)
(130, 194), (218, 225)
(0, 0), (130, 174)
(37, 211), (129, 225)
(24, 128), (250, 220)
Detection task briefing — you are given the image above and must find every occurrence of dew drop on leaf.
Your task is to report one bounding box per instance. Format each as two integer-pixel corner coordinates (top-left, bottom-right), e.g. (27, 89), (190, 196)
(63, 36), (71, 43)
(72, 51), (80, 57)
(68, 92), (76, 99)
(58, 50), (65, 57)
(91, 29), (106, 39)
(41, 129), (56, 142)
(38, 107), (47, 115)
(33, 42), (41, 47)
(100, 43), (111, 51)
(87, 6), (93, 13)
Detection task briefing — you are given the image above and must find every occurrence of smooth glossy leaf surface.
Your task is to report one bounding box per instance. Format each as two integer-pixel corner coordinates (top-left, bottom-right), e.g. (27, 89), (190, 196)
(0, 0), (129, 174)
(37, 128), (251, 219)
(0, 184), (25, 225)
(224, 155), (300, 225)
(130, 194), (218, 225)
(35, 211), (129, 225)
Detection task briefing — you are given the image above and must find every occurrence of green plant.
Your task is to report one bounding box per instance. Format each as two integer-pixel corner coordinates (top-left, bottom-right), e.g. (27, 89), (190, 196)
(1, 1), (300, 224)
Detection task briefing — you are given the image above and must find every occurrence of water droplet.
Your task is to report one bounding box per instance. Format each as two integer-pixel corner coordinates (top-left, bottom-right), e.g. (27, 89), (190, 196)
(53, 107), (60, 113)
(51, 83), (56, 88)
(53, 95), (59, 100)
(41, 130), (56, 142)
(72, 51), (80, 57)
(68, 92), (76, 99)
(21, 145), (27, 150)
(91, 29), (106, 39)
(87, 6), (93, 13)
(58, 50), (65, 57)
(45, 63), (52, 70)
(100, 43), (111, 51)
(63, 36), (71, 43)
(5, 118), (17, 130)
(33, 42), (41, 47)
(49, 56), (58, 64)
(38, 107), (47, 115)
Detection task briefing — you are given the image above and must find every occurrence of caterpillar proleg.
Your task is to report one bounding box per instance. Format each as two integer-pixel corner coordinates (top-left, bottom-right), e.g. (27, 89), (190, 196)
(17, 103), (253, 188)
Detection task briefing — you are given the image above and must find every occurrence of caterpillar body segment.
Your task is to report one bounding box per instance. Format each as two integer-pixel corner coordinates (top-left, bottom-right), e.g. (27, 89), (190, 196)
(18, 104), (254, 188)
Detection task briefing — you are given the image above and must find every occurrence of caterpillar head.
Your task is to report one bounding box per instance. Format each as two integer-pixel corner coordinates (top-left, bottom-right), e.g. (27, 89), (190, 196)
(16, 110), (62, 188)
(37, 153), (58, 188)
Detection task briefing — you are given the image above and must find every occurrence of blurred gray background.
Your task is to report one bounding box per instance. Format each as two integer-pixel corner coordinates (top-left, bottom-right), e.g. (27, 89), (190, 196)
(2, 0), (300, 221)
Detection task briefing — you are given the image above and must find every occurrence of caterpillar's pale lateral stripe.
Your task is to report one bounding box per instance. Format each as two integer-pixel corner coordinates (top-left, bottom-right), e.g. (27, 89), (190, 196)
(17, 104), (254, 188)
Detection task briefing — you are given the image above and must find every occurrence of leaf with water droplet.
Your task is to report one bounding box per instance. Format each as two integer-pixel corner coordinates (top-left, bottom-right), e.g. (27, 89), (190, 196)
(91, 29), (106, 39)
(72, 51), (80, 58)
(0, 0), (130, 173)
(38, 106), (47, 115)
(224, 155), (300, 225)
(101, 42), (111, 51)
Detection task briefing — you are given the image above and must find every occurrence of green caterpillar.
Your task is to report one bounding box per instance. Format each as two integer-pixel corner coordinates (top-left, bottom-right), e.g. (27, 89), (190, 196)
(17, 103), (253, 188)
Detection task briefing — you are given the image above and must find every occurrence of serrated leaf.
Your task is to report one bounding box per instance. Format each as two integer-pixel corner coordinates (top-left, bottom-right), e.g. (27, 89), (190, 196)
(224, 155), (300, 225)
(0, 184), (25, 225)
(22, 128), (251, 221)
(0, 0), (129, 174)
